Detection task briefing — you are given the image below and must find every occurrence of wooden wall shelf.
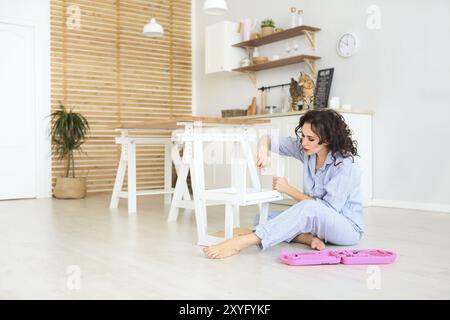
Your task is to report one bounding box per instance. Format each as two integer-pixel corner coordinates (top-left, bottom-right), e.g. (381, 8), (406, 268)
(232, 54), (321, 73)
(233, 25), (321, 49)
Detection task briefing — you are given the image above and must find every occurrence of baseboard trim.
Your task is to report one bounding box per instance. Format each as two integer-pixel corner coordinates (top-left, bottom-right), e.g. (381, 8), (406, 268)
(371, 199), (450, 213)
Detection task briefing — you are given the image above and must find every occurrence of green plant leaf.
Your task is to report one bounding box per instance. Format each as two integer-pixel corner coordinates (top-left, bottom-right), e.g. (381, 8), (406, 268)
(261, 18), (275, 28)
(49, 102), (90, 177)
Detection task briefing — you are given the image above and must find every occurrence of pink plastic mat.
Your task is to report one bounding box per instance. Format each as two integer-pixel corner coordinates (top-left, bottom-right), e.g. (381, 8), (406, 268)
(280, 249), (396, 266)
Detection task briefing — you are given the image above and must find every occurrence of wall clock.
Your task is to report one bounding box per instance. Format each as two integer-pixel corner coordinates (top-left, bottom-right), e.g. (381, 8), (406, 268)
(337, 33), (359, 58)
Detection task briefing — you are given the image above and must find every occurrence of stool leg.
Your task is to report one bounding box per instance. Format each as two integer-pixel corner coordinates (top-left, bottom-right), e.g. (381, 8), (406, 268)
(164, 142), (173, 205)
(233, 205), (240, 228)
(240, 137), (261, 191)
(127, 142), (137, 213)
(182, 186), (192, 216)
(168, 161), (189, 222)
(259, 202), (269, 225)
(168, 143), (190, 222)
(190, 138), (208, 244)
(170, 143), (192, 217)
(225, 204), (234, 239)
(110, 143), (127, 209)
(230, 141), (243, 228)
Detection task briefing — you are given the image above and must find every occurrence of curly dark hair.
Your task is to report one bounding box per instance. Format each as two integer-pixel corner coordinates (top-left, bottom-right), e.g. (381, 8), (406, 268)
(294, 109), (358, 166)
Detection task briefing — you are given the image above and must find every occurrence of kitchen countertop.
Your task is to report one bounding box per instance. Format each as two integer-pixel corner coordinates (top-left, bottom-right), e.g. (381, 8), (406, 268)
(115, 116), (270, 130)
(226, 108), (373, 120)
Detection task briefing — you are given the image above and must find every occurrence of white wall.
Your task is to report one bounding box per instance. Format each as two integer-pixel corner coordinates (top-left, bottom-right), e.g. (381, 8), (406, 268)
(194, 0), (450, 211)
(0, 0), (51, 198)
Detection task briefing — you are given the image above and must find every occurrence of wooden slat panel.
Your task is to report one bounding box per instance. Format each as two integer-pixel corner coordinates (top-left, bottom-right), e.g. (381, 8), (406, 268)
(51, 0), (191, 194)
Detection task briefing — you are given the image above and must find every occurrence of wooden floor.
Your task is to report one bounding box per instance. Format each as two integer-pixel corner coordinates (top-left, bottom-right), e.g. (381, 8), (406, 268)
(0, 194), (449, 299)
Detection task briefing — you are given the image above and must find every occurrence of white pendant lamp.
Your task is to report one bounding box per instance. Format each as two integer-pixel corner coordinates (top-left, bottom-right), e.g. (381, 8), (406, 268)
(203, 0), (228, 15)
(143, 18), (164, 37)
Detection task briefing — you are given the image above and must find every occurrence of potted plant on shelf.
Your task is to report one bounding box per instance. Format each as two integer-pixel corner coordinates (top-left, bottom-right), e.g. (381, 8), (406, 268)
(50, 102), (90, 199)
(261, 18), (275, 37)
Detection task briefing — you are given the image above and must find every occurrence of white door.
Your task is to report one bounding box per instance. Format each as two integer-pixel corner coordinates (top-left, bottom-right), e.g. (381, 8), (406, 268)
(0, 21), (36, 200)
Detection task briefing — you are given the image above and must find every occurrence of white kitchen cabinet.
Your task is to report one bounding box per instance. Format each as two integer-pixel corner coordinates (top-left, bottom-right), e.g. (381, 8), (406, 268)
(205, 21), (246, 74)
(204, 111), (373, 207)
(340, 113), (373, 207)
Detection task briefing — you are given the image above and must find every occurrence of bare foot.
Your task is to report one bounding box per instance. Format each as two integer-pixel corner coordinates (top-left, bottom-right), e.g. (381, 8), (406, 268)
(203, 239), (240, 259)
(293, 233), (326, 250)
(310, 236), (326, 250)
(203, 233), (261, 259)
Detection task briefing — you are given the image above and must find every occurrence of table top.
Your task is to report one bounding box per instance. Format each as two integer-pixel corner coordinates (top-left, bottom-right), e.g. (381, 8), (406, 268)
(230, 108), (373, 120)
(116, 116), (271, 130)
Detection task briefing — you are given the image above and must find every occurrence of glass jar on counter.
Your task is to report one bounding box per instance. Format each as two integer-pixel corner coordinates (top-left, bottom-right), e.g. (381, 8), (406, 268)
(265, 105), (277, 114)
(240, 56), (251, 67)
(290, 7), (297, 28)
(297, 9), (304, 26)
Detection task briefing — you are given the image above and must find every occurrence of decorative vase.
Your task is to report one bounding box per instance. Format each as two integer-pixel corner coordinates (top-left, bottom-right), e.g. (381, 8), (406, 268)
(250, 32), (260, 40)
(261, 26), (274, 37)
(53, 177), (87, 199)
(247, 97), (257, 116)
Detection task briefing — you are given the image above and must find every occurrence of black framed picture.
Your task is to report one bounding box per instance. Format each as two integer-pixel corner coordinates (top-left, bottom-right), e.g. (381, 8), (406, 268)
(313, 68), (334, 109)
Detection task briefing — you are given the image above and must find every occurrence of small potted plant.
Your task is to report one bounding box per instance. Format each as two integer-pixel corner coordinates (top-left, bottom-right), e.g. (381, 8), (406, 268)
(261, 18), (275, 37)
(50, 102), (90, 199)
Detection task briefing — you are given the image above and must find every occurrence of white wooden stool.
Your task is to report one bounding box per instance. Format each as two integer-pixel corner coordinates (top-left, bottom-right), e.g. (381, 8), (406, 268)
(169, 122), (282, 246)
(109, 129), (176, 213)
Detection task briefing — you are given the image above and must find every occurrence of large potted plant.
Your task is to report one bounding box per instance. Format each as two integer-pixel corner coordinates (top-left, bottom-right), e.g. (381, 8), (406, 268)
(50, 102), (90, 199)
(261, 18), (275, 37)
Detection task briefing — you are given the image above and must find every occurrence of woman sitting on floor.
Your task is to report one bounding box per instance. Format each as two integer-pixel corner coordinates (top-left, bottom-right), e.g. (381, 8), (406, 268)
(204, 109), (364, 259)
